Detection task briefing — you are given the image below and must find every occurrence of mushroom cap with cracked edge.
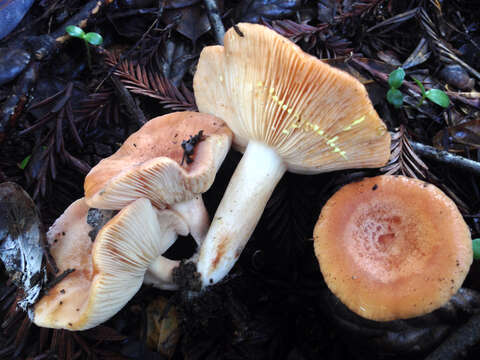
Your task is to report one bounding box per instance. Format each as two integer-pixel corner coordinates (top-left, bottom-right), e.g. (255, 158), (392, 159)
(193, 23), (391, 174)
(84, 111), (232, 209)
(33, 198), (188, 330)
(313, 175), (472, 321)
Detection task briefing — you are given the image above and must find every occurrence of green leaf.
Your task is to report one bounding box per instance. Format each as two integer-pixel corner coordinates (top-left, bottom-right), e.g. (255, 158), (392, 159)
(388, 68), (405, 89)
(18, 155), (31, 170)
(473, 239), (480, 260)
(386, 88), (403, 108)
(84, 32), (103, 46)
(65, 25), (85, 38)
(411, 76), (426, 95)
(425, 89), (450, 108)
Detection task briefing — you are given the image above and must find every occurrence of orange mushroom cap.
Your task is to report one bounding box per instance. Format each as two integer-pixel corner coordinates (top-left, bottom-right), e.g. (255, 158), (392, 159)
(314, 175), (472, 321)
(84, 111), (232, 210)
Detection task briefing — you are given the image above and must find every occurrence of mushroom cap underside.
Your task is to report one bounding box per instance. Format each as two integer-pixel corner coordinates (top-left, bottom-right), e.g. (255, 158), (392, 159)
(33, 198), (94, 330)
(194, 23), (390, 174)
(314, 175), (472, 321)
(34, 198), (187, 330)
(84, 111), (232, 209)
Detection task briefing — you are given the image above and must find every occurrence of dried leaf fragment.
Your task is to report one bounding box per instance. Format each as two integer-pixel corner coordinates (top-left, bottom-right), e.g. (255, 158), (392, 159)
(0, 182), (46, 313)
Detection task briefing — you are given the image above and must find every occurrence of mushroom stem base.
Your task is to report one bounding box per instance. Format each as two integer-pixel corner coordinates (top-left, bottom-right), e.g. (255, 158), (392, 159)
(145, 256), (180, 290)
(197, 140), (286, 286)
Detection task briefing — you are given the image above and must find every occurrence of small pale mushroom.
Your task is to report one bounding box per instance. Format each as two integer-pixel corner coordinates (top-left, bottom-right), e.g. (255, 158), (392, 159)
(193, 23), (391, 286)
(33, 198), (188, 330)
(314, 175), (473, 321)
(84, 111), (232, 243)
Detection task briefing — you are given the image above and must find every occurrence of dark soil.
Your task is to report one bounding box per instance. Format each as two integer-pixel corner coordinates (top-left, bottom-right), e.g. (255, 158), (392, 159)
(1, 1), (480, 359)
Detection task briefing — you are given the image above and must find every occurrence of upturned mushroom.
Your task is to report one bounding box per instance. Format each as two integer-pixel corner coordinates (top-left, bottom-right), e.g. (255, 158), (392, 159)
(314, 175), (472, 321)
(84, 111), (232, 243)
(193, 23), (391, 286)
(33, 198), (188, 330)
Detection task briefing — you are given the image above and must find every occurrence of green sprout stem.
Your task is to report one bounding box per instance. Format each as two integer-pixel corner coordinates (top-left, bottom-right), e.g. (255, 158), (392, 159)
(65, 25), (103, 71)
(84, 41), (92, 70)
(411, 77), (427, 107)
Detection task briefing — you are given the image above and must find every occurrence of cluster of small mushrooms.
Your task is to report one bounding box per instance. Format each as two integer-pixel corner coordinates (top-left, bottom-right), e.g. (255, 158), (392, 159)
(33, 23), (472, 331)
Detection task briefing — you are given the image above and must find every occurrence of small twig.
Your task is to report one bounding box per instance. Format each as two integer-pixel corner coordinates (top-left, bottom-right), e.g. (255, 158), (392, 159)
(409, 140), (480, 176)
(42, 269), (75, 294)
(111, 76), (146, 126)
(203, 0), (225, 44)
(426, 311), (480, 360)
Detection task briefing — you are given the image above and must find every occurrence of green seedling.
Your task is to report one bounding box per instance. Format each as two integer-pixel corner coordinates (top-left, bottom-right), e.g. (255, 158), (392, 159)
(411, 76), (450, 108)
(386, 67), (450, 109)
(386, 67), (405, 108)
(65, 25), (103, 70)
(473, 238), (480, 260)
(18, 154), (31, 170)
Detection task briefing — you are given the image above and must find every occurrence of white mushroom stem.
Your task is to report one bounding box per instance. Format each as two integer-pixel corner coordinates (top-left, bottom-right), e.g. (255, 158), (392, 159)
(171, 196), (209, 245)
(142, 196), (209, 290)
(144, 256), (180, 290)
(197, 141), (287, 286)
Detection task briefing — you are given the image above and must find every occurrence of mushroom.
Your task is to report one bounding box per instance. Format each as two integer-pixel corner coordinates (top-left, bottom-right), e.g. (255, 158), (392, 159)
(313, 175), (473, 321)
(193, 23), (391, 286)
(84, 111), (232, 243)
(33, 198), (188, 330)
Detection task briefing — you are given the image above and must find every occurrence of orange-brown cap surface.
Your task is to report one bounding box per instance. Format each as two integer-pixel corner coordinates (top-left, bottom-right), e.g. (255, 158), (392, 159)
(314, 175), (472, 321)
(84, 111), (232, 209)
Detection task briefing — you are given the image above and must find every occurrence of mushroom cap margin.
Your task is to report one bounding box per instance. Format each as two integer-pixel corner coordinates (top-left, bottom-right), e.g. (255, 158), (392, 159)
(313, 175), (472, 321)
(194, 23), (391, 174)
